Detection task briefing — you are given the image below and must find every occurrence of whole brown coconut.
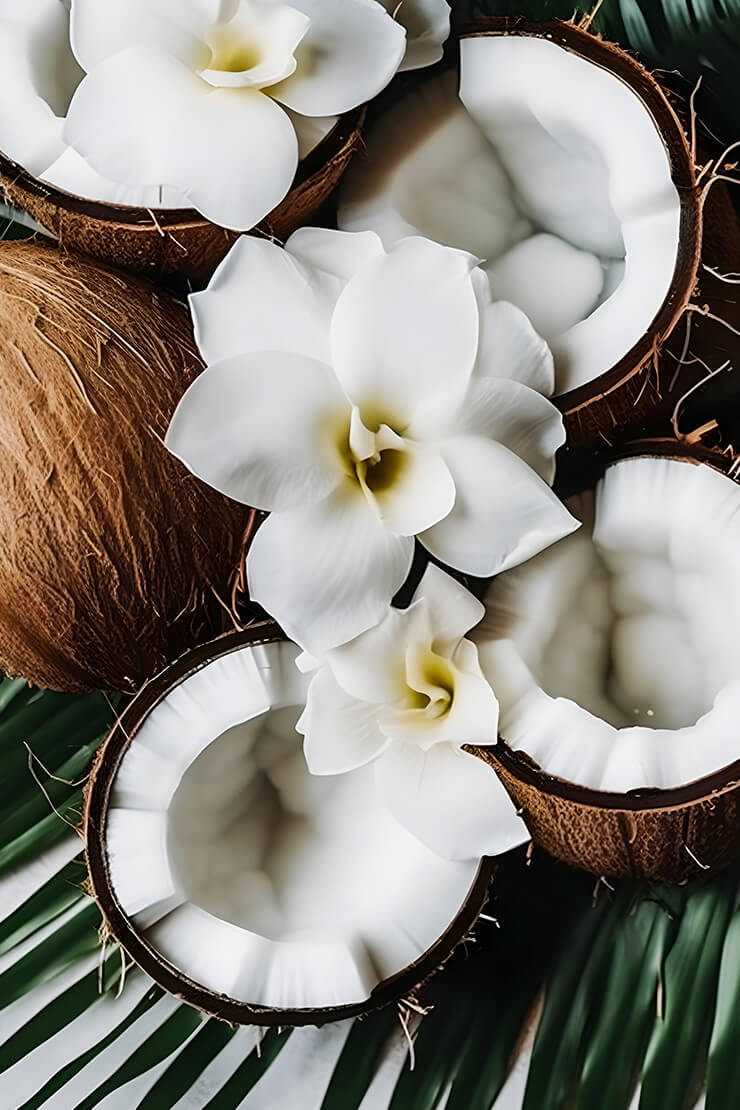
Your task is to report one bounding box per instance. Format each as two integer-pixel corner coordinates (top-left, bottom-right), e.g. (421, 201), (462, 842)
(0, 239), (248, 693)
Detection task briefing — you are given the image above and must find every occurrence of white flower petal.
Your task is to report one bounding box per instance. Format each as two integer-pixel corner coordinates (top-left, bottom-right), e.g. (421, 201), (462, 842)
(0, 0), (82, 176)
(271, 0), (405, 116)
(190, 229), (383, 366)
(448, 377), (566, 484)
(380, 0), (450, 72)
(247, 482), (415, 652)
(447, 638), (500, 744)
(70, 0), (213, 72)
(280, 107), (339, 158)
(421, 438), (579, 577)
(64, 47), (298, 230)
(331, 237), (480, 427)
(410, 564), (484, 647)
(375, 741), (528, 860)
(473, 273), (555, 395)
(41, 146), (189, 207)
(166, 351), (347, 511)
(286, 226), (385, 283)
(191, 238), (333, 366)
(366, 436), (456, 537)
(297, 667), (388, 775)
(324, 607), (411, 706)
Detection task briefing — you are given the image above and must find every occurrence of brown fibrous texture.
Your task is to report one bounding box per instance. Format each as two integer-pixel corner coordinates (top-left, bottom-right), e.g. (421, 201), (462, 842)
(0, 239), (249, 693)
(0, 109), (364, 281)
(471, 746), (740, 885)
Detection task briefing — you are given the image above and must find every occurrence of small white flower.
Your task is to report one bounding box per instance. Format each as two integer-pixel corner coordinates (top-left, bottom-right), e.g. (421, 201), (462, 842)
(296, 564), (528, 860)
(166, 228), (579, 653)
(0, 0), (448, 227)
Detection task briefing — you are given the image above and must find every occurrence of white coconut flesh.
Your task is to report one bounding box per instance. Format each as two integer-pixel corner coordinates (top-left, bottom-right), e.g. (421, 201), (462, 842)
(2, 4), (333, 210)
(339, 36), (682, 395)
(475, 456), (740, 794)
(105, 640), (481, 1011)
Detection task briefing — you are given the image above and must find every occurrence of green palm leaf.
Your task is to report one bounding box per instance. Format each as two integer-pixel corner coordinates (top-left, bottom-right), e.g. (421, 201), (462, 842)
(72, 1005), (206, 1110)
(706, 906), (740, 1109)
(0, 857), (87, 957)
(17, 982), (165, 1110)
(136, 1019), (238, 1110)
(0, 903), (101, 1014)
(2, 762), (740, 1107)
(578, 899), (674, 1110)
(0, 957), (125, 1076)
(2, 676), (738, 1108)
(204, 1029), (293, 1110)
(320, 1009), (399, 1110)
(639, 881), (736, 1110)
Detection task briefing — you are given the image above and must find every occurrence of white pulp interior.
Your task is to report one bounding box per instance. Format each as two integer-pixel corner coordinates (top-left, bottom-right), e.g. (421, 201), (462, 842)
(106, 641), (480, 1011)
(476, 457), (740, 792)
(339, 36), (681, 395)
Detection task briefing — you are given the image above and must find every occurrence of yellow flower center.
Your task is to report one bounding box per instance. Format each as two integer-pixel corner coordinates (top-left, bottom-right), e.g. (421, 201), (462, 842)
(334, 406), (411, 502)
(207, 30), (262, 74)
(404, 648), (456, 720)
(356, 448), (407, 496)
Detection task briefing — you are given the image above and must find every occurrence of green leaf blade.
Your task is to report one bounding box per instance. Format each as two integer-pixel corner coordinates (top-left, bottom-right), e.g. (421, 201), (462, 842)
(205, 1028), (292, 1110)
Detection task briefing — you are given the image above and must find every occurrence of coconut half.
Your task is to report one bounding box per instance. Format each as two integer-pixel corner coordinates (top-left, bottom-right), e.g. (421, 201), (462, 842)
(470, 441), (740, 884)
(0, 1), (363, 278)
(339, 19), (701, 445)
(0, 109), (363, 279)
(85, 625), (491, 1024)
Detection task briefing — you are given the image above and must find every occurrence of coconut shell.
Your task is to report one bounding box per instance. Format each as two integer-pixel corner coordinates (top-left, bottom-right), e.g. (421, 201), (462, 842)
(0, 108), (364, 281)
(0, 238), (249, 693)
(459, 17), (703, 449)
(473, 745), (740, 886)
(85, 624), (494, 1026)
(469, 440), (740, 885)
(668, 181), (740, 448)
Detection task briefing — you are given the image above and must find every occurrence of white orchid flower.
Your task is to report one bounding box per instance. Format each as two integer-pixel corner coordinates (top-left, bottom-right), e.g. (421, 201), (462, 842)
(296, 564), (528, 861)
(0, 0), (447, 228)
(166, 228), (579, 654)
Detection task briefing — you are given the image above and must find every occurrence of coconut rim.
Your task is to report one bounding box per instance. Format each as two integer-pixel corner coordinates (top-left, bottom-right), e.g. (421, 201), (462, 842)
(85, 621), (493, 1026)
(449, 16), (702, 416)
(0, 105), (365, 234)
(467, 437), (740, 814)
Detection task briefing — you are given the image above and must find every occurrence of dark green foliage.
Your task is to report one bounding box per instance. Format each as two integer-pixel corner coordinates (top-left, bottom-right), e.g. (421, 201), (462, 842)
(0, 676), (738, 1106)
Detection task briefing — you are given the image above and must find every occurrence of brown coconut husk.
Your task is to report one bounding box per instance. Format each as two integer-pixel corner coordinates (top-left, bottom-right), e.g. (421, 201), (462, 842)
(475, 744), (739, 886)
(0, 238), (250, 693)
(667, 180), (740, 447)
(458, 17), (703, 449)
(0, 108), (364, 281)
(468, 439), (740, 885)
(84, 624), (494, 1026)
